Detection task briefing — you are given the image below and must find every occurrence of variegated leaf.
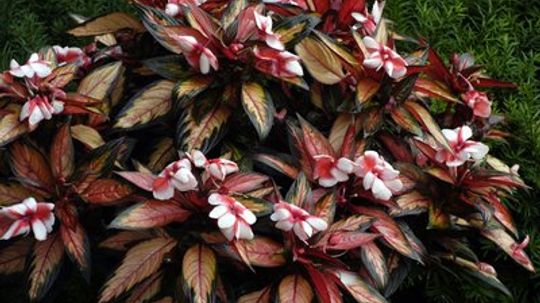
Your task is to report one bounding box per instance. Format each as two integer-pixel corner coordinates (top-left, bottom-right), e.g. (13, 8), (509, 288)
(332, 270), (388, 303)
(177, 105), (231, 153)
(115, 80), (175, 129)
(68, 12), (145, 36)
(182, 244), (217, 303)
(237, 287), (271, 303)
(109, 200), (190, 230)
(361, 242), (389, 289)
(99, 230), (154, 251)
(234, 195), (273, 217)
(241, 81), (275, 140)
(99, 237), (177, 303)
(147, 137), (176, 173)
(80, 178), (134, 204)
(28, 233), (65, 302)
(126, 271), (163, 303)
(286, 172), (311, 207)
(58, 203), (91, 279)
(238, 236), (287, 267)
(173, 75), (213, 108)
(0, 182), (36, 206)
(50, 123), (75, 181)
(277, 275), (313, 303)
(0, 237), (32, 274)
(9, 141), (54, 189)
(404, 101), (450, 151)
(0, 104), (28, 147)
(78, 61), (125, 103)
(71, 124), (105, 149)
(295, 36), (346, 85)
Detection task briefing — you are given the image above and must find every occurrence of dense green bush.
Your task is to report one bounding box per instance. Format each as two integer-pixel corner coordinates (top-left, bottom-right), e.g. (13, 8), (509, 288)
(1, 0), (538, 302)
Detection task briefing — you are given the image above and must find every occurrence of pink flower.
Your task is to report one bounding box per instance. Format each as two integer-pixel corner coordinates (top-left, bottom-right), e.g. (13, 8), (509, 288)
(253, 46), (303, 78)
(362, 36), (407, 79)
(9, 53), (52, 78)
(170, 34), (218, 74)
(352, 151), (403, 201)
(270, 202), (328, 242)
(165, 0), (207, 17)
(0, 197), (55, 241)
(153, 159), (198, 200)
(188, 150), (239, 180)
(312, 155), (354, 187)
(254, 11), (284, 50)
(52, 45), (91, 67)
(351, 0), (385, 35)
(461, 90), (492, 118)
(208, 193), (256, 241)
(435, 126), (489, 167)
(20, 95), (64, 127)
(511, 235), (531, 268)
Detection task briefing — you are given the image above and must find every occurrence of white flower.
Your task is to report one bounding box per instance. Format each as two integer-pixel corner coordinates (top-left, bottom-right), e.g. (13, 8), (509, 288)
(270, 202), (327, 242)
(312, 154), (354, 187)
(362, 36), (408, 79)
(187, 150), (239, 180)
(208, 193), (256, 241)
(20, 95), (64, 127)
(152, 159), (198, 200)
(254, 11), (284, 50)
(0, 197), (55, 241)
(435, 126), (489, 167)
(9, 53), (52, 78)
(353, 151), (403, 201)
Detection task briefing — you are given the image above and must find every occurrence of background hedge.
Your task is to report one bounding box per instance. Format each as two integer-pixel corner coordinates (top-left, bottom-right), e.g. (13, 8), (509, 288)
(1, 0), (539, 302)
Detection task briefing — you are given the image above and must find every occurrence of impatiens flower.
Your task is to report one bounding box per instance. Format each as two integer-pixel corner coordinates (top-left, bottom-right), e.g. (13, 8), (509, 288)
(165, 0), (207, 17)
(351, 0), (385, 35)
(208, 193), (256, 241)
(270, 202), (328, 242)
(153, 159), (198, 200)
(253, 46), (303, 78)
(9, 53), (52, 78)
(53, 45), (91, 67)
(312, 155), (354, 187)
(462, 90), (492, 118)
(511, 235), (531, 268)
(352, 150), (403, 201)
(171, 34), (218, 74)
(0, 197), (55, 241)
(254, 11), (284, 50)
(20, 95), (64, 127)
(188, 150), (238, 180)
(362, 36), (407, 79)
(435, 126), (489, 167)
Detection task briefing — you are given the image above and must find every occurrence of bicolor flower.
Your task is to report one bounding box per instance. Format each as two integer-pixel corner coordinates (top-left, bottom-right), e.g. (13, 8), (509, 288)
(270, 202), (328, 242)
(0, 197), (55, 241)
(254, 11), (284, 50)
(462, 90), (492, 118)
(20, 95), (64, 127)
(9, 53), (52, 79)
(188, 150), (239, 181)
(153, 159), (198, 200)
(208, 193), (256, 241)
(351, 150), (403, 201)
(312, 155), (354, 187)
(352, 0), (385, 35)
(362, 36), (407, 79)
(253, 46), (303, 78)
(171, 34), (218, 74)
(53, 45), (91, 67)
(165, 0), (207, 17)
(435, 126), (489, 167)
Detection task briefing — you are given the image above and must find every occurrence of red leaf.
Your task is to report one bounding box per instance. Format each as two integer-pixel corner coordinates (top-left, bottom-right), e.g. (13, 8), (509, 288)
(306, 266), (343, 303)
(277, 274), (314, 303)
(58, 203), (91, 280)
(80, 178), (134, 205)
(473, 77), (517, 89)
(109, 200), (190, 230)
(253, 153), (300, 180)
(28, 233), (65, 302)
(326, 231), (380, 251)
(221, 173), (269, 193)
(361, 242), (389, 289)
(237, 286), (272, 303)
(9, 141), (54, 190)
(50, 122), (75, 182)
(0, 237), (32, 274)
(182, 244), (217, 303)
(99, 237), (177, 303)
(116, 171), (156, 191)
(126, 270), (163, 303)
(331, 269), (388, 303)
(99, 230), (155, 251)
(404, 101), (451, 151)
(298, 115), (335, 158)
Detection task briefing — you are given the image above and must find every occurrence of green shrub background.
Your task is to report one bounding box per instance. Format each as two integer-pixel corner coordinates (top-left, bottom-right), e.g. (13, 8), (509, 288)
(1, 0), (539, 302)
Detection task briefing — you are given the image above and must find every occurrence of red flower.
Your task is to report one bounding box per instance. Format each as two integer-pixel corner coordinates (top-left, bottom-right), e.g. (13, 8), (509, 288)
(312, 155), (354, 187)
(253, 46), (303, 78)
(0, 197), (55, 241)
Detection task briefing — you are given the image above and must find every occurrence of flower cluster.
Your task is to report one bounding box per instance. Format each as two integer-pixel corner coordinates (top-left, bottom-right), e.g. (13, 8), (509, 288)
(0, 1), (531, 302)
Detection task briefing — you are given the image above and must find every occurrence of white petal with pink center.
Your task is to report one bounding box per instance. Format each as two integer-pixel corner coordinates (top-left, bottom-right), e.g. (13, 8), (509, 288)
(253, 47), (304, 78)
(9, 53), (52, 79)
(352, 0), (385, 35)
(362, 36), (407, 79)
(152, 159), (198, 200)
(171, 34), (218, 74)
(0, 197), (55, 241)
(53, 45), (90, 67)
(353, 150), (403, 200)
(461, 90), (492, 118)
(435, 126), (489, 167)
(208, 193), (256, 241)
(20, 95), (64, 127)
(270, 202), (327, 242)
(313, 155), (353, 187)
(254, 11), (284, 50)
(187, 150), (239, 180)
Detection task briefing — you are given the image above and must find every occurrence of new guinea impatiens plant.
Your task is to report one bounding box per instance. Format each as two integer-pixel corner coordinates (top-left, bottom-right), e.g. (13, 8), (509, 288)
(0, 0), (533, 302)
